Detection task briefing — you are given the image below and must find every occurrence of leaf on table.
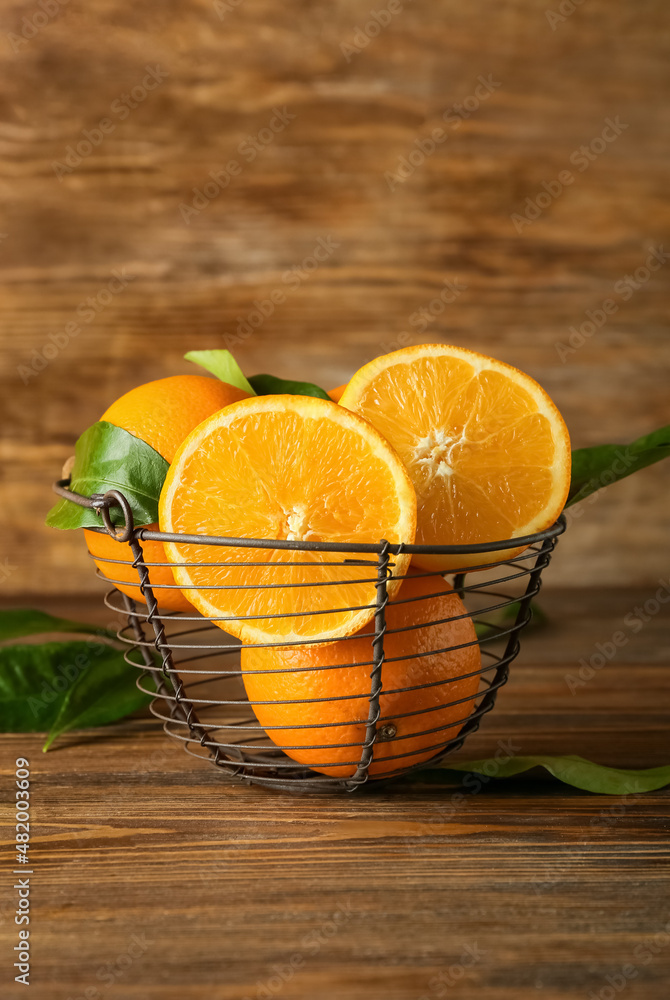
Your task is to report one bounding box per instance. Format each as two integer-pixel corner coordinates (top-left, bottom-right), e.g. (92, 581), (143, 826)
(0, 608), (116, 643)
(184, 349), (256, 395)
(248, 373), (331, 400)
(45, 421), (169, 530)
(0, 640), (155, 748)
(422, 754), (670, 794)
(0, 640), (147, 733)
(43, 645), (155, 751)
(567, 424), (670, 507)
(1, 642), (81, 732)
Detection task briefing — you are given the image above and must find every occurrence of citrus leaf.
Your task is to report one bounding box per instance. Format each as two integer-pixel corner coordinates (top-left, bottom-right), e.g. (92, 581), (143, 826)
(0, 640), (151, 742)
(248, 373), (331, 400)
(424, 755), (670, 794)
(1, 642), (78, 731)
(567, 424), (670, 507)
(43, 645), (153, 751)
(45, 421), (169, 530)
(184, 349), (255, 395)
(0, 608), (116, 643)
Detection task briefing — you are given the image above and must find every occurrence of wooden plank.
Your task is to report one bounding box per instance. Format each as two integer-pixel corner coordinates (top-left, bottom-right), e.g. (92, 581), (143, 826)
(1, 723), (669, 1000)
(1, 585), (669, 998)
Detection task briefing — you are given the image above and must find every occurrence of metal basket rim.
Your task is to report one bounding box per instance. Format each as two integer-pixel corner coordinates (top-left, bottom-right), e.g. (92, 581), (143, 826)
(52, 479), (567, 556)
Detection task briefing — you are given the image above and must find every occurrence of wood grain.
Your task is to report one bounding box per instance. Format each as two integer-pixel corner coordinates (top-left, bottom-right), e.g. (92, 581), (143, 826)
(0, 588), (669, 999)
(1, 0), (669, 597)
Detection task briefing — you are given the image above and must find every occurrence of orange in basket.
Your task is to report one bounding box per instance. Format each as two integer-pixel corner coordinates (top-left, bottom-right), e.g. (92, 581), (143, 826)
(84, 525), (193, 612)
(339, 344), (571, 571)
(159, 394), (417, 644)
(85, 375), (249, 610)
(241, 569), (481, 778)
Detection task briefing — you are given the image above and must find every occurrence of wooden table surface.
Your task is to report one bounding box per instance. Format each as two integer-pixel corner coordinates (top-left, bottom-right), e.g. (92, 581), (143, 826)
(1, 587), (669, 1000)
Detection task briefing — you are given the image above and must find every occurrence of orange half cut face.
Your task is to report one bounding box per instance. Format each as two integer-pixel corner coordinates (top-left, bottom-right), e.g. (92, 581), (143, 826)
(159, 394), (417, 644)
(339, 344), (571, 570)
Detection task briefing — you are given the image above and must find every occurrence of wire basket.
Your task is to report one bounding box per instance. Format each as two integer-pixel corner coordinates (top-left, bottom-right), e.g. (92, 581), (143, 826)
(53, 480), (565, 793)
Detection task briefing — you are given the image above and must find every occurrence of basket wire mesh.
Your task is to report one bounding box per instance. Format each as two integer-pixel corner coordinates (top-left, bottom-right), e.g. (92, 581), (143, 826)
(53, 480), (565, 793)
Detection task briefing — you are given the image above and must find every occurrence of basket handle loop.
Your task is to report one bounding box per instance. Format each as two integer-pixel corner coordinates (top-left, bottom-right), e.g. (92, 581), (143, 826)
(93, 489), (135, 543)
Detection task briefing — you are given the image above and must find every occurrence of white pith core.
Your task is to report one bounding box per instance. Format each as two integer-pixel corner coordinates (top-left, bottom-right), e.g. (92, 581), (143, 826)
(283, 504), (310, 541)
(413, 428), (467, 483)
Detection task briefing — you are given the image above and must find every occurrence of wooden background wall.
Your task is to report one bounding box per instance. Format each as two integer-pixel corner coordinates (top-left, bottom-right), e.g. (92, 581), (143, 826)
(2, 0), (669, 596)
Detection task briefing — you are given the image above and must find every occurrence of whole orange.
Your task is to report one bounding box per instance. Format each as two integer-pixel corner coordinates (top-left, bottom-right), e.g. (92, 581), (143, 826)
(84, 375), (249, 610)
(84, 524), (193, 612)
(99, 374), (249, 463)
(240, 570), (481, 779)
(327, 384), (346, 402)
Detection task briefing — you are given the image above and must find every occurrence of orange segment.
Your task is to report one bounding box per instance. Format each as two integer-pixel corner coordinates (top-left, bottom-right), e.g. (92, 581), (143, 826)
(339, 345), (571, 570)
(159, 395), (417, 644)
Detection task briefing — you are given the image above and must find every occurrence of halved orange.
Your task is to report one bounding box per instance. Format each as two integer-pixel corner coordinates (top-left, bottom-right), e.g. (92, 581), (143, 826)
(159, 395), (417, 644)
(339, 344), (571, 571)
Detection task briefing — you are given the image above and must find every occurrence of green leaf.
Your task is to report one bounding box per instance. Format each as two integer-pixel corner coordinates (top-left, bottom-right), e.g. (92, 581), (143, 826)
(248, 373), (331, 400)
(0, 608), (116, 643)
(0, 640), (152, 745)
(45, 421), (169, 530)
(43, 646), (153, 751)
(185, 349), (255, 395)
(0, 642), (82, 732)
(424, 755), (670, 794)
(567, 424), (670, 507)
